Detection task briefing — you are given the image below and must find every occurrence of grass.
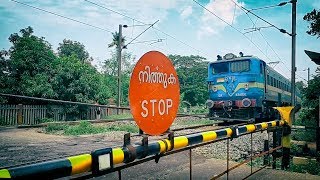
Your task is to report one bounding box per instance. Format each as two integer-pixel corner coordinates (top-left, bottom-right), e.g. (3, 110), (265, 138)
(104, 113), (132, 120)
(289, 160), (320, 175)
(175, 119), (212, 126)
(44, 121), (138, 136)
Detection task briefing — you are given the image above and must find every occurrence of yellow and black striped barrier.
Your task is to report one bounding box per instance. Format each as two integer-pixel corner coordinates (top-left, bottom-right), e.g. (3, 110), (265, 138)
(0, 120), (285, 179)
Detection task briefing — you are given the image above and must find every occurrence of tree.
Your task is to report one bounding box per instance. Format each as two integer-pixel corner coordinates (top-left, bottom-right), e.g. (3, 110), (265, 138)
(108, 31), (126, 48)
(102, 50), (135, 105)
(57, 39), (90, 63)
(53, 55), (102, 103)
(168, 55), (208, 106)
(0, 26), (56, 98)
(303, 9), (320, 38)
(296, 81), (305, 92)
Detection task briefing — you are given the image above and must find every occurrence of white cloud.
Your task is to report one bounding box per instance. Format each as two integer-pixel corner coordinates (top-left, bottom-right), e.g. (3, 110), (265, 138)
(312, 1), (320, 9)
(181, 6), (193, 20)
(197, 0), (244, 39)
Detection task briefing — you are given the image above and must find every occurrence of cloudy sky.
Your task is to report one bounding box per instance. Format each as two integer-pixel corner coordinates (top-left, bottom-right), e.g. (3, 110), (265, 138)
(1, 0), (319, 83)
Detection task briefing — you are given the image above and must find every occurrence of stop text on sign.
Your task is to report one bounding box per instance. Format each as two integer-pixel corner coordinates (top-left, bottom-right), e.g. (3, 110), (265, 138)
(129, 51), (180, 136)
(141, 98), (172, 117)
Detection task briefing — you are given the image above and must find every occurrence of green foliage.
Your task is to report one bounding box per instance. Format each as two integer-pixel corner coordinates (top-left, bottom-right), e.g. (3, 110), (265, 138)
(175, 119), (212, 126)
(102, 50), (135, 106)
(108, 31), (126, 48)
(45, 123), (67, 133)
(45, 121), (138, 135)
(0, 26), (56, 98)
(289, 160), (320, 175)
(292, 131), (316, 142)
(105, 124), (138, 133)
(104, 113), (133, 120)
(303, 9), (320, 38)
(168, 55), (208, 106)
(52, 55), (103, 103)
(39, 118), (55, 123)
(0, 117), (9, 126)
(58, 39), (90, 63)
(64, 121), (105, 135)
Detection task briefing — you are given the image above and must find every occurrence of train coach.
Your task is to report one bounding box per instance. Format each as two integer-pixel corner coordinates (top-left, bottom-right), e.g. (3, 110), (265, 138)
(206, 52), (301, 122)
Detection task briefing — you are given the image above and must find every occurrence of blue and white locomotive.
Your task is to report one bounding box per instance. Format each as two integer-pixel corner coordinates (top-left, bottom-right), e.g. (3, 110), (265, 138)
(206, 53), (301, 122)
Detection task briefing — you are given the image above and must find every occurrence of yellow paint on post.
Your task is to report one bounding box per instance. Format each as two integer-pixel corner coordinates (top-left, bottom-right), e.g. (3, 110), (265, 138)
(271, 121), (276, 127)
(261, 123), (268, 129)
(246, 124), (256, 132)
(158, 140), (166, 153)
(174, 136), (188, 149)
(226, 128), (233, 137)
(202, 131), (217, 142)
(0, 169), (10, 178)
(164, 139), (172, 151)
(112, 148), (124, 164)
(282, 136), (291, 148)
(274, 106), (294, 125)
(67, 154), (92, 175)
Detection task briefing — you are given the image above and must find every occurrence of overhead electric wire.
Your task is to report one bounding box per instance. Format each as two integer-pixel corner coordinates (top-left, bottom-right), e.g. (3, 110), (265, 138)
(192, 0), (271, 62)
(239, 3), (291, 36)
(247, 2), (290, 12)
(229, 0), (292, 79)
(124, 20), (159, 48)
(10, 0), (113, 33)
(84, 0), (211, 58)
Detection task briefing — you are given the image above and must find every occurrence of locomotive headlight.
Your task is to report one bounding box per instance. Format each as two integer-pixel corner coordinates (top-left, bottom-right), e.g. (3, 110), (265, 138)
(213, 86), (217, 92)
(206, 99), (214, 108)
(242, 98), (251, 107)
(245, 83), (249, 91)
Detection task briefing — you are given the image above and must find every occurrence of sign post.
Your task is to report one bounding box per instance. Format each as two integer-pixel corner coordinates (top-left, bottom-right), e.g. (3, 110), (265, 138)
(129, 51), (180, 135)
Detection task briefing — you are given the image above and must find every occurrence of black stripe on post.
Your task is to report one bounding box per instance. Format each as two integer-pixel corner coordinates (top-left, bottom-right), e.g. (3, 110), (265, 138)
(216, 129), (228, 137)
(256, 124), (262, 130)
(186, 134), (203, 145)
(237, 126), (247, 134)
(9, 159), (72, 179)
(147, 143), (161, 155)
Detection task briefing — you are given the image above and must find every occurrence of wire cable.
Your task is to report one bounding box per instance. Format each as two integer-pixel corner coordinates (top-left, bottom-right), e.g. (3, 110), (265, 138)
(229, 0), (292, 79)
(10, 0), (113, 33)
(84, 0), (211, 58)
(124, 20), (159, 48)
(192, 0), (271, 62)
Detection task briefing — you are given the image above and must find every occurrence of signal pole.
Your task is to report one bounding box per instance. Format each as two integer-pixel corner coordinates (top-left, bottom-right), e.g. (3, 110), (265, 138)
(291, 0), (297, 105)
(117, 24), (122, 114)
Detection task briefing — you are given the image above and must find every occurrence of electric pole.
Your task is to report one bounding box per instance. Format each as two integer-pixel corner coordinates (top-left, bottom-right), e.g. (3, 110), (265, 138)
(117, 24), (122, 114)
(291, 0), (297, 106)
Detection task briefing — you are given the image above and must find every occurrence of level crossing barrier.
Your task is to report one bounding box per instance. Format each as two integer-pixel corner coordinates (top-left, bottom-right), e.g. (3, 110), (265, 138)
(0, 106), (298, 179)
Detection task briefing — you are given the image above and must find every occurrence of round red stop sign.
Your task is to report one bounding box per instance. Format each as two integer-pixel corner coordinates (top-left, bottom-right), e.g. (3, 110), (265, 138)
(129, 51), (180, 135)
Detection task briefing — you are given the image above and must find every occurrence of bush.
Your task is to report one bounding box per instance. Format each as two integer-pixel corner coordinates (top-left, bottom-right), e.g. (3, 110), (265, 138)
(39, 118), (55, 123)
(290, 160), (320, 175)
(292, 131), (316, 142)
(106, 124), (138, 133)
(45, 123), (67, 133)
(64, 121), (105, 135)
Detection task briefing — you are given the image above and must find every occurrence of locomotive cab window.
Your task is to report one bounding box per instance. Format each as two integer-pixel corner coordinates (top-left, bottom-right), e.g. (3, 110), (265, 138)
(212, 62), (228, 74)
(230, 60), (250, 73)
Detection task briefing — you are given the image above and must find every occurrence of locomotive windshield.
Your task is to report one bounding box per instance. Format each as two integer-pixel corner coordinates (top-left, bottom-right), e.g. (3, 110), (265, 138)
(212, 60), (250, 74)
(212, 62), (228, 74)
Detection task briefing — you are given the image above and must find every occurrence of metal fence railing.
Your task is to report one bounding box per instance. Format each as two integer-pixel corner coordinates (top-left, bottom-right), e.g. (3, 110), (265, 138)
(0, 104), (131, 126)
